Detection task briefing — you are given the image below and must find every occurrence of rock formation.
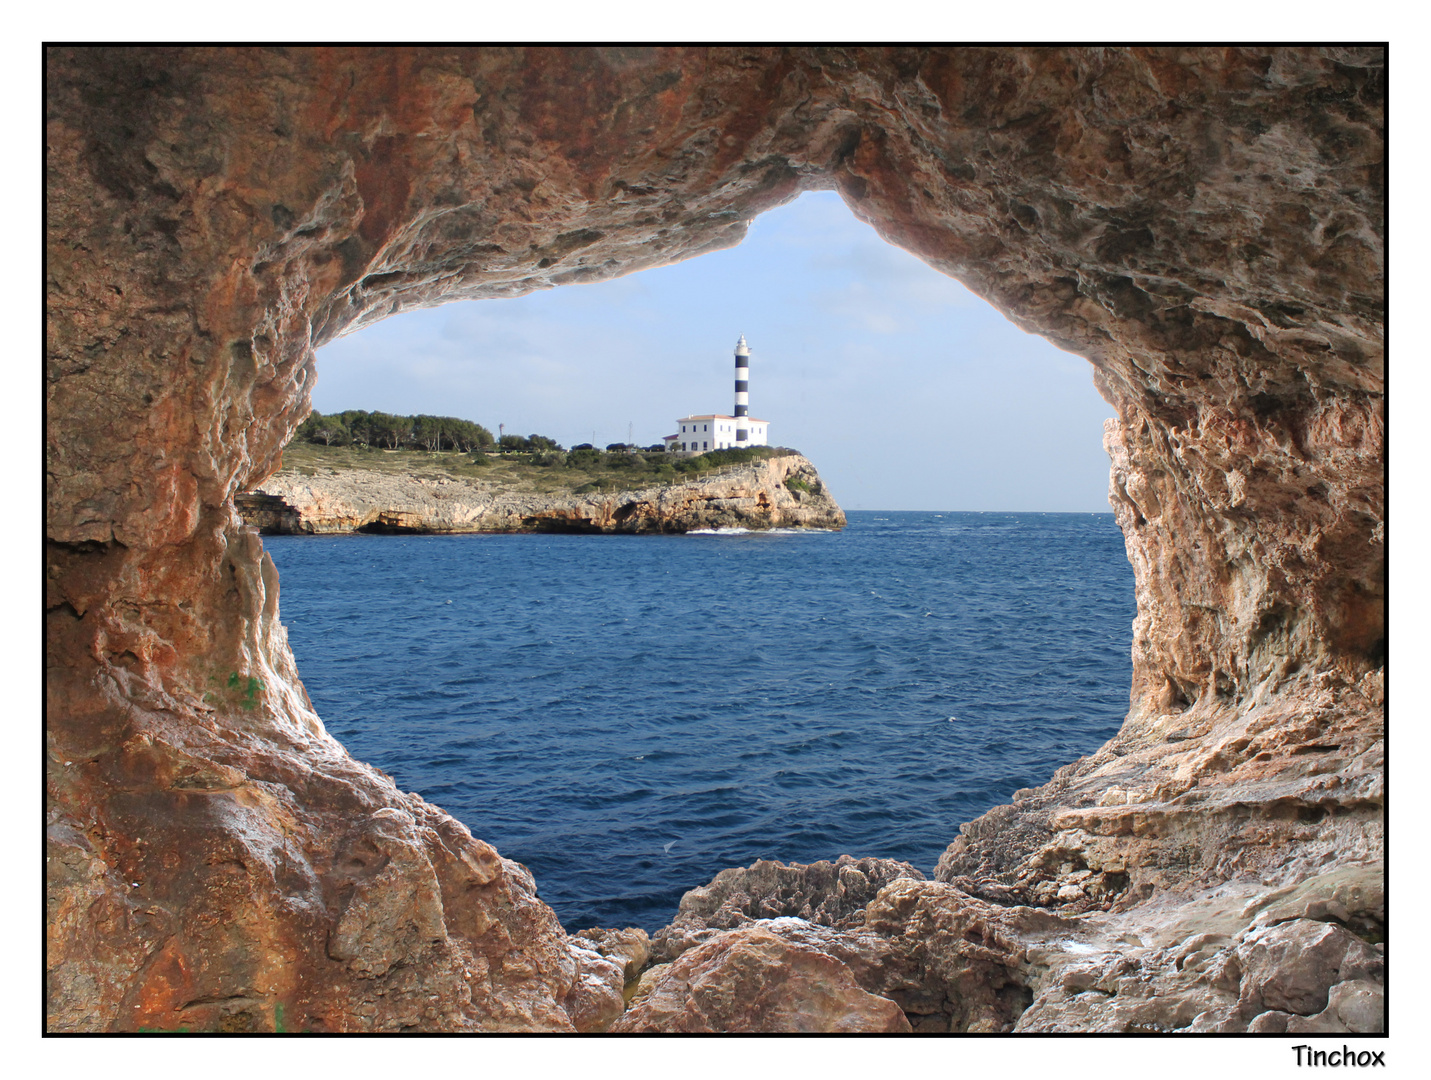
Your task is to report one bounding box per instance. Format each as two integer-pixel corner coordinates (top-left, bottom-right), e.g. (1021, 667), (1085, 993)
(639, 856), (1382, 1033)
(613, 923), (913, 1033)
(239, 452), (844, 534)
(46, 47), (1382, 1032)
(648, 855), (927, 964)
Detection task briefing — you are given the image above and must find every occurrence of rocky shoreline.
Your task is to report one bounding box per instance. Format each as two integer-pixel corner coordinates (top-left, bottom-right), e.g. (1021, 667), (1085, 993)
(237, 452), (845, 535)
(600, 849), (1382, 1033)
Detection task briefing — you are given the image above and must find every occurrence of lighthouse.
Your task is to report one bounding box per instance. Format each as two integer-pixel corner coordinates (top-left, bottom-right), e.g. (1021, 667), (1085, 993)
(734, 334), (750, 444)
(662, 334), (770, 453)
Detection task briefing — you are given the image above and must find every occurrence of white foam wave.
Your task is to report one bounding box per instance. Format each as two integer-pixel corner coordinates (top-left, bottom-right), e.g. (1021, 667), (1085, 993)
(686, 527), (835, 535)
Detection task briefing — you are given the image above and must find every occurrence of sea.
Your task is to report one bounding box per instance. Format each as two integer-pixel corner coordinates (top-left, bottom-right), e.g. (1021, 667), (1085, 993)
(265, 511), (1136, 933)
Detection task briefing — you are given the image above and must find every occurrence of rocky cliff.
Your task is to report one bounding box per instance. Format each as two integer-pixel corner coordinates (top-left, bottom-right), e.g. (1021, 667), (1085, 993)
(239, 453), (844, 534)
(46, 47), (1382, 1033)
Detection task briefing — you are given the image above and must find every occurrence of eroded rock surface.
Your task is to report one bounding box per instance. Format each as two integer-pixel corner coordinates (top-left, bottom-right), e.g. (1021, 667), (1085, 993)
(47, 46), (1382, 1031)
(1013, 863), (1385, 1033)
(241, 452), (844, 533)
(936, 667), (1384, 913)
(611, 924), (912, 1033)
(640, 861), (1383, 1033)
(649, 855), (926, 964)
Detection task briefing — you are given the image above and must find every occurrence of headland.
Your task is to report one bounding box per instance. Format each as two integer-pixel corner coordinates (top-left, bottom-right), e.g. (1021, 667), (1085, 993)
(239, 443), (846, 535)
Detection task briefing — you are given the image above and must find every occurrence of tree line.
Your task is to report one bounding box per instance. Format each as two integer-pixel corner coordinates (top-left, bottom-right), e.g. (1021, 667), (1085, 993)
(295, 410), (564, 453)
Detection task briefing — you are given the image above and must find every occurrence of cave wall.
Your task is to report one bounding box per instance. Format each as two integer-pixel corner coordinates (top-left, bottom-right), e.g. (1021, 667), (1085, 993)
(46, 46), (1383, 1031)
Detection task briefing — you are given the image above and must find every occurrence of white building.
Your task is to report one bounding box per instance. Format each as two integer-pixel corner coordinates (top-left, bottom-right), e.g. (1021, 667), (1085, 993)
(663, 335), (770, 453)
(664, 415), (769, 453)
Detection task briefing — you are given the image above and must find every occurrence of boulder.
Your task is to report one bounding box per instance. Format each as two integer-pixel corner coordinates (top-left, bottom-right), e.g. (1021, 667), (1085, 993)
(1235, 918), (1383, 1018)
(610, 924), (910, 1033)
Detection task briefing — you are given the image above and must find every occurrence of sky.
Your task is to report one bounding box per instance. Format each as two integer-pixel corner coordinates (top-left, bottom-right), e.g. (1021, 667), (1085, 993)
(313, 191), (1118, 513)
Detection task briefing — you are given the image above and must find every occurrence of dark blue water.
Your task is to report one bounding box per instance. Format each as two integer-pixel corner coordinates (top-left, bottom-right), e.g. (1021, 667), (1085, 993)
(266, 511), (1135, 933)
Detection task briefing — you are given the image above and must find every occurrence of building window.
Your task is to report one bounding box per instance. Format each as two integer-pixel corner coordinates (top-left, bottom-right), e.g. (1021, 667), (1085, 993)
(704, 424), (708, 432)
(703, 441), (708, 450)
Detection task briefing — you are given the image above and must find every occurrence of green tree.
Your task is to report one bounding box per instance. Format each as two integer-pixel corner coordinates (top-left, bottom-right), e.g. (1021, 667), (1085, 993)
(296, 411), (323, 442)
(288, 409), (497, 453)
(445, 417), (493, 451)
(414, 414), (443, 452)
(314, 415), (349, 446)
(369, 412), (408, 450)
(338, 410), (375, 446)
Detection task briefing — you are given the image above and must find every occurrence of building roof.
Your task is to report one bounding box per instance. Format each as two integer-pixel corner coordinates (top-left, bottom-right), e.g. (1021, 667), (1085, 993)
(678, 414), (768, 423)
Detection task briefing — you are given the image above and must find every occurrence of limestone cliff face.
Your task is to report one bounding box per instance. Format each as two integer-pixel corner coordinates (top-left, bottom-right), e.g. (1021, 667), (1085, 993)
(242, 453), (844, 534)
(47, 47), (1382, 1032)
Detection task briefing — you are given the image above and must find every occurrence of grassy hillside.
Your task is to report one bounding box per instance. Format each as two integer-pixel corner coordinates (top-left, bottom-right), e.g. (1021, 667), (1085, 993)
(275, 441), (800, 495)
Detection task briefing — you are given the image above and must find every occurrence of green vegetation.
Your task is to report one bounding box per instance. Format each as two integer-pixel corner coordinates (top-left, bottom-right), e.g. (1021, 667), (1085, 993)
(295, 409), (564, 454)
(228, 671), (262, 709)
(204, 670), (264, 711)
(499, 432), (561, 452)
(673, 445), (784, 474)
(277, 438), (801, 496)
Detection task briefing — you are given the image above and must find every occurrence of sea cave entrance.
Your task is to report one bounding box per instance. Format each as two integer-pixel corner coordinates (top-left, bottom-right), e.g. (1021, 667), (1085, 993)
(265, 190), (1136, 931)
(46, 46), (1382, 1033)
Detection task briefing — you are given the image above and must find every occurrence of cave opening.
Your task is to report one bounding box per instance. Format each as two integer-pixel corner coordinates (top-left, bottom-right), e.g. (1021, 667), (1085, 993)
(45, 46), (1382, 1033)
(262, 191), (1136, 931)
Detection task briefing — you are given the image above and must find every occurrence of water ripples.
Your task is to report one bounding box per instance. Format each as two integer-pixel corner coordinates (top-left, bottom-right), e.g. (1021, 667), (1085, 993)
(268, 510), (1135, 931)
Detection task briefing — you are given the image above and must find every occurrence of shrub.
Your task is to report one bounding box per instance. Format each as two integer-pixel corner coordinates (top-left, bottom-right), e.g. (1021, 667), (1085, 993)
(668, 444), (792, 478)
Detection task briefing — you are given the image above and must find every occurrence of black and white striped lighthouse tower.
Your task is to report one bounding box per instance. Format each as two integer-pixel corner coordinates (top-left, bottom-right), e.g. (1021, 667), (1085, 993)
(734, 334), (751, 444)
